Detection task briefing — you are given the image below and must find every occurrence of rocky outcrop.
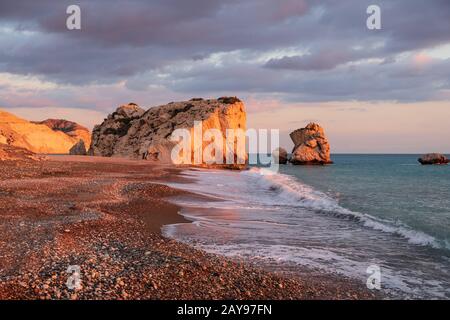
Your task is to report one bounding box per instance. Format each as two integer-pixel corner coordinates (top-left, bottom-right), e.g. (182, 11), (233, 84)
(88, 103), (145, 157)
(289, 123), (332, 165)
(89, 98), (246, 167)
(273, 147), (288, 164)
(33, 119), (91, 148)
(0, 143), (43, 161)
(69, 140), (87, 155)
(418, 153), (449, 165)
(0, 109), (84, 154)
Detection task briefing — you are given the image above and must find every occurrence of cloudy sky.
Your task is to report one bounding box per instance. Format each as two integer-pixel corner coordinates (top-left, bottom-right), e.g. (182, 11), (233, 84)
(1, 0), (449, 152)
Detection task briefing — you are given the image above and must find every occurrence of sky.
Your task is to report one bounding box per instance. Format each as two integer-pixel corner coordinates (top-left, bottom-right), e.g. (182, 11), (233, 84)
(0, 0), (449, 152)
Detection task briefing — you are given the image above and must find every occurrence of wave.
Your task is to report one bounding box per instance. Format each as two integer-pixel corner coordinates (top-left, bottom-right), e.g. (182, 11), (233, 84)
(243, 167), (446, 250)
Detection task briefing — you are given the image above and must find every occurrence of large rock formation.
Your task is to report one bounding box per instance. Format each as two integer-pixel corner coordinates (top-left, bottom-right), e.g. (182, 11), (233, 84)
(0, 143), (42, 161)
(33, 119), (91, 148)
(89, 98), (246, 167)
(418, 153), (449, 165)
(289, 123), (332, 165)
(0, 109), (86, 154)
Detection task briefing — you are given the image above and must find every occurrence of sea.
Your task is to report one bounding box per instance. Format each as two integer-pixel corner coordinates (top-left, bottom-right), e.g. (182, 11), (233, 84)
(162, 154), (450, 299)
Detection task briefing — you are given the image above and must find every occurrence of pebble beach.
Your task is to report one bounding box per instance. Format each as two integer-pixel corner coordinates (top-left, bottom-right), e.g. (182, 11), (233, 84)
(0, 156), (377, 300)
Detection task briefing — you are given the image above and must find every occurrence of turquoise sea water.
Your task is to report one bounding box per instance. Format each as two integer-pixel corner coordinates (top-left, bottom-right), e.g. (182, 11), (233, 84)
(281, 154), (450, 249)
(163, 155), (450, 299)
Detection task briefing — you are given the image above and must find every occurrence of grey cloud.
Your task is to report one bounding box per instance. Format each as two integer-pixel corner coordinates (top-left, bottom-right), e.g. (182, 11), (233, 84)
(159, 57), (450, 103)
(0, 0), (314, 84)
(266, 0), (450, 71)
(0, 0), (449, 106)
(265, 49), (360, 71)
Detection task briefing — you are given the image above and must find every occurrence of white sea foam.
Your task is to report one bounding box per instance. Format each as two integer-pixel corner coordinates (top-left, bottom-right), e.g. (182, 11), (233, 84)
(243, 167), (444, 250)
(163, 167), (450, 299)
(167, 167), (445, 250)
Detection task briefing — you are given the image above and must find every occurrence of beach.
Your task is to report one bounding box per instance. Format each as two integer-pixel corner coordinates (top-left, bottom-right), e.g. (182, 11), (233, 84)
(0, 156), (376, 300)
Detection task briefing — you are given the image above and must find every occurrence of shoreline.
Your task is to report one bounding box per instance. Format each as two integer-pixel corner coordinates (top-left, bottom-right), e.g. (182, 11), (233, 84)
(0, 156), (378, 299)
(157, 167), (389, 299)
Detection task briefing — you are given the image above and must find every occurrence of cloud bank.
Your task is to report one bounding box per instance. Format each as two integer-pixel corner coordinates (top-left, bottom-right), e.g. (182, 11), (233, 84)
(0, 0), (449, 110)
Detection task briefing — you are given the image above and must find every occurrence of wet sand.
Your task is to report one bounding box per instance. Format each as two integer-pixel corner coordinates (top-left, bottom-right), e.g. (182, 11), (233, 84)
(0, 156), (378, 299)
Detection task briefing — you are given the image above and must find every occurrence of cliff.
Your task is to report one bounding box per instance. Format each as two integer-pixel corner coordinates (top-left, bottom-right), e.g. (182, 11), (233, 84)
(89, 97), (246, 167)
(0, 109), (88, 154)
(32, 119), (91, 148)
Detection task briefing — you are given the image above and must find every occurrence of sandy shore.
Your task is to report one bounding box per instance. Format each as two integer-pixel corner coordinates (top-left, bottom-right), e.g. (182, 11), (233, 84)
(0, 156), (378, 299)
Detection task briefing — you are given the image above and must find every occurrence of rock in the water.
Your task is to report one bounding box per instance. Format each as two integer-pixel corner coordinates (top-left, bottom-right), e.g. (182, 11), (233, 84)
(272, 147), (288, 164)
(69, 140), (87, 155)
(418, 153), (449, 165)
(89, 98), (246, 167)
(289, 123), (332, 165)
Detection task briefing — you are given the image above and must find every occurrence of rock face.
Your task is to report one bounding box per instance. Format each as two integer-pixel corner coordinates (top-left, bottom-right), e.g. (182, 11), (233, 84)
(33, 119), (91, 148)
(69, 140), (87, 155)
(273, 147), (288, 164)
(0, 143), (42, 161)
(88, 103), (145, 157)
(418, 153), (449, 165)
(0, 109), (85, 154)
(289, 123), (332, 165)
(89, 98), (246, 167)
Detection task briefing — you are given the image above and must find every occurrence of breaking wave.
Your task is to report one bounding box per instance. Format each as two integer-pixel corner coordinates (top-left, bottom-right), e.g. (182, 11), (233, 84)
(244, 167), (445, 250)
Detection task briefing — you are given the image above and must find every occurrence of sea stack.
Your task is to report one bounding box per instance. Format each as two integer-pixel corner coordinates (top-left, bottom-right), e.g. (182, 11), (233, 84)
(289, 123), (332, 165)
(89, 97), (246, 167)
(418, 153), (449, 165)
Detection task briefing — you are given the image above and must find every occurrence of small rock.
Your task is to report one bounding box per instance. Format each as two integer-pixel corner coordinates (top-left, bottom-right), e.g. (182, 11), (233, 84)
(418, 153), (449, 165)
(69, 140), (87, 156)
(272, 147), (288, 164)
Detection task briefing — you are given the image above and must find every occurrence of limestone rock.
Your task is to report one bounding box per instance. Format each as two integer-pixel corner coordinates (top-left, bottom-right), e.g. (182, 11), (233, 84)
(89, 98), (246, 167)
(289, 123), (332, 165)
(272, 147), (288, 164)
(418, 153), (449, 165)
(0, 109), (85, 154)
(88, 103), (145, 157)
(33, 119), (91, 148)
(69, 140), (87, 155)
